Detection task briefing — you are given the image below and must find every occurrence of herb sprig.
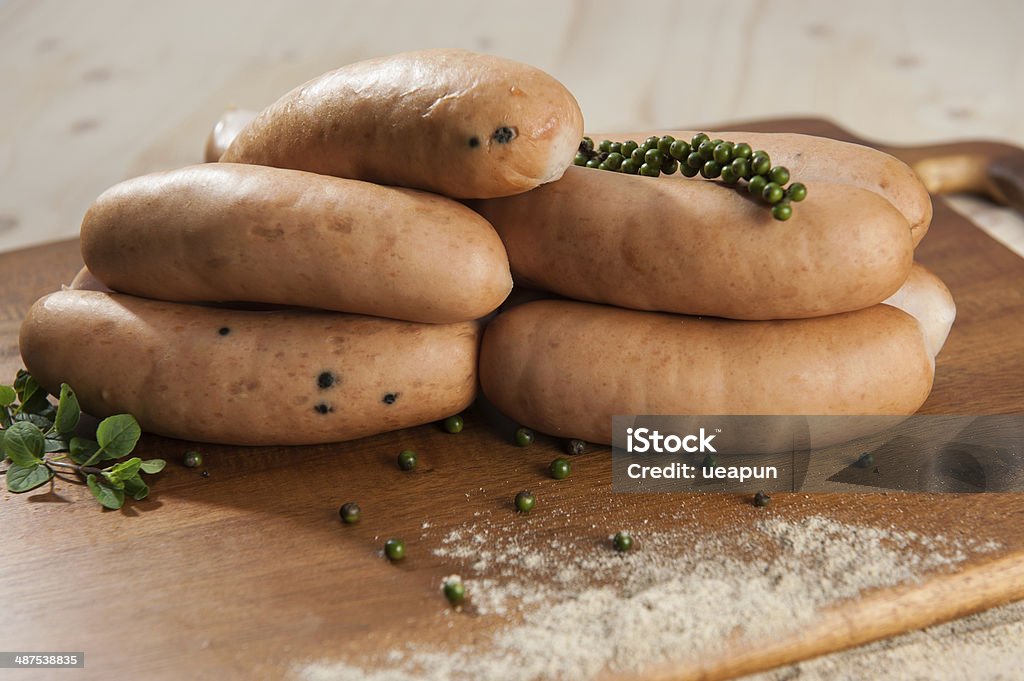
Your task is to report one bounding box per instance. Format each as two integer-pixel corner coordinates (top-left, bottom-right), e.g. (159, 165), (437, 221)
(1, 369), (164, 509)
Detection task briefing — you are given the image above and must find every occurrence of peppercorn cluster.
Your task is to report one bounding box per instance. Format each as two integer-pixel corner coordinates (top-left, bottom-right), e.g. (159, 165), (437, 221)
(574, 133), (807, 221)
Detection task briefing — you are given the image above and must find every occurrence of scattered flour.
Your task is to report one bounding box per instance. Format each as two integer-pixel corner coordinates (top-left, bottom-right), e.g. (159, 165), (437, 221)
(295, 514), (1001, 681)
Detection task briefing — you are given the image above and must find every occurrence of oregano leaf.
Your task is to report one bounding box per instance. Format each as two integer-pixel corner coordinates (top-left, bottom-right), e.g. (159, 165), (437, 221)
(86, 473), (124, 509)
(6, 462), (53, 493)
(95, 414), (141, 458)
(123, 475), (149, 501)
(54, 384), (81, 435)
(3, 421), (45, 466)
(140, 459), (166, 474)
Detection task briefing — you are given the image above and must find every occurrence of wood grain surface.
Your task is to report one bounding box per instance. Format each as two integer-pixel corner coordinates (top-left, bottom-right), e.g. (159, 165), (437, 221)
(1, 119), (1023, 681)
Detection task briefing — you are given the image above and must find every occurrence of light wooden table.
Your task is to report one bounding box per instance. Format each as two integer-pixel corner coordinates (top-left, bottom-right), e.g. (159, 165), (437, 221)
(0, 0), (1022, 255)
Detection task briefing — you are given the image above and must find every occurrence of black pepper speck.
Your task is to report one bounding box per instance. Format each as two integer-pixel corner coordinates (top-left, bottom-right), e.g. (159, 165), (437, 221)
(218, 327), (231, 336)
(493, 126), (516, 143)
(468, 136), (480, 148)
(383, 393), (398, 405)
(318, 371), (335, 389)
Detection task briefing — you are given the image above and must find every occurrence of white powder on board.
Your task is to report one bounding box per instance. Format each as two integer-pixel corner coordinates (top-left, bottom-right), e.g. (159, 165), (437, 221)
(296, 514), (1000, 681)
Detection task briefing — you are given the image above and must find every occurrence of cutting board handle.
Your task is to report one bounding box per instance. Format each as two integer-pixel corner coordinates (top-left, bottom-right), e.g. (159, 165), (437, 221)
(880, 140), (1024, 213)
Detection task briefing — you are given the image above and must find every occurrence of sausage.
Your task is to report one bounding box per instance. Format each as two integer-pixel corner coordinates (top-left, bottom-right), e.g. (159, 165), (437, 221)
(590, 130), (932, 244)
(882, 263), (956, 357)
(80, 163), (512, 324)
(478, 300), (934, 445)
(203, 108), (256, 162)
(19, 290), (479, 445)
(472, 167), (913, 320)
(220, 49), (584, 199)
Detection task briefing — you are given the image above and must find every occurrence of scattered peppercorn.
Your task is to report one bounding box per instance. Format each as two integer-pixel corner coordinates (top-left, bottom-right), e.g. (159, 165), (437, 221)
(753, 490), (772, 507)
(397, 450), (417, 471)
(442, 575), (465, 606)
(514, 490), (536, 513)
(183, 451), (203, 468)
(317, 371), (335, 389)
(856, 452), (875, 468)
(567, 439), (586, 456)
(339, 502), (361, 524)
(384, 538), (406, 561)
(549, 457), (571, 480)
(514, 427), (534, 447)
(201, 470), (210, 478)
(443, 415), (464, 433)
(702, 453), (717, 469)
(613, 531), (634, 552)
(218, 327), (231, 336)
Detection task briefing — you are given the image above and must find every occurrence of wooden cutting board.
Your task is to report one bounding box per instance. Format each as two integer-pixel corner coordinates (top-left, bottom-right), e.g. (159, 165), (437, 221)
(1, 118), (1022, 681)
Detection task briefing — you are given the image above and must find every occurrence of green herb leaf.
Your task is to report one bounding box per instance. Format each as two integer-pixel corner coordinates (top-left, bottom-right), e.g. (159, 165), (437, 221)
(43, 433), (70, 453)
(2, 421), (45, 466)
(140, 459), (166, 474)
(96, 414), (141, 458)
(123, 474), (149, 501)
(86, 473), (124, 509)
(5, 462), (53, 493)
(54, 384), (81, 435)
(69, 437), (101, 465)
(12, 412), (54, 431)
(0, 384), (16, 407)
(105, 457), (142, 485)
(100, 471), (125, 490)
(13, 369), (31, 397)
(15, 374), (51, 415)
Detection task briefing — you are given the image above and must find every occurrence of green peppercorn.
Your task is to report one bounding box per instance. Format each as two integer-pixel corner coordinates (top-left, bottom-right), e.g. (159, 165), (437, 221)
(609, 142), (622, 154)
(753, 490), (771, 507)
(630, 148), (646, 164)
(657, 135), (675, 155)
(702, 453), (717, 469)
(762, 182), (784, 204)
(787, 182), (807, 202)
(644, 136), (660, 150)
(680, 164), (700, 177)
(644, 148), (663, 166)
(397, 449), (417, 471)
(621, 159), (639, 174)
(586, 159), (601, 169)
(730, 157), (749, 178)
(770, 201), (790, 220)
(697, 140), (717, 161)
(384, 538), (406, 561)
(514, 490), (536, 513)
(514, 426), (534, 447)
(613, 531), (634, 552)
(772, 203), (793, 221)
(443, 415), (464, 433)
(669, 139), (690, 160)
(855, 452), (875, 468)
(713, 142), (733, 164)
(442, 575), (465, 606)
(549, 457), (571, 480)
(573, 153), (588, 166)
(748, 175), (768, 196)
(750, 153), (771, 175)
(701, 161), (722, 179)
(621, 140), (639, 157)
(567, 439), (586, 455)
(690, 133), (710, 149)
(597, 163), (610, 171)
(720, 165), (739, 184)
(339, 502), (361, 524)
(598, 140), (612, 153)
(661, 158), (679, 175)
(686, 151), (704, 169)
(605, 152), (624, 170)
(733, 142), (753, 160)
(639, 163), (660, 177)
(183, 451), (203, 468)
(769, 166), (790, 185)
(580, 137), (594, 152)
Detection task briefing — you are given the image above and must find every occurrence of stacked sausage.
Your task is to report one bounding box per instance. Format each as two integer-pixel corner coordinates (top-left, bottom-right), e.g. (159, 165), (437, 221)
(19, 49), (584, 445)
(19, 49), (954, 447)
(473, 134), (955, 444)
